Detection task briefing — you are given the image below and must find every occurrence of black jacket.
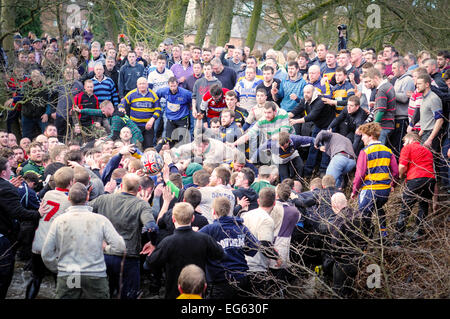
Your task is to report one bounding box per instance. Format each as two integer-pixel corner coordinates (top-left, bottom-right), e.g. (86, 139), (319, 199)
(303, 97), (335, 129)
(0, 178), (41, 242)
(327, 207), (364, 263)
(146, 226), (224, 299)
(232, 187), (259, 216)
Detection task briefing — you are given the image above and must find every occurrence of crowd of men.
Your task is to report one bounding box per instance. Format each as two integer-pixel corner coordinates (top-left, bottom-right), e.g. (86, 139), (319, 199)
(0, 30), (449, 299)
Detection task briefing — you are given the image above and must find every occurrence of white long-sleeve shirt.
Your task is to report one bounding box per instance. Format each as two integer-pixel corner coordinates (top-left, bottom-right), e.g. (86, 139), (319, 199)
(41, 205), (126, 277)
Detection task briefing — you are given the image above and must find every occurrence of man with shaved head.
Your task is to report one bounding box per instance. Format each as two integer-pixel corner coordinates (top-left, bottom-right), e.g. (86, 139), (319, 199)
(88, 173), (158, 299)
(351, 48), (366, 74)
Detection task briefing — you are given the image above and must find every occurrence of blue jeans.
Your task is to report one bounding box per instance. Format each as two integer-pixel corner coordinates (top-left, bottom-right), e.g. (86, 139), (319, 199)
(153, 104), (168, 145)
(379, 128), (394, 146)
(304, 126), (330, 177)
(104, 255), (140, 299)
(358, 188), (391, 237)
(326, 154), (356, 188)
(21, 115), (48, 139)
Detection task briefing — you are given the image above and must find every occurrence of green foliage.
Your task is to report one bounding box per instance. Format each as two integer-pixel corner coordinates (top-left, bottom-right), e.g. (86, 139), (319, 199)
(15, 2), (42, 37)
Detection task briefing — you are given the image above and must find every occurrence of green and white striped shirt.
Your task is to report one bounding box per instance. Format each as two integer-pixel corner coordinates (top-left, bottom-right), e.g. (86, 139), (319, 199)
(248, 108), (292, 140)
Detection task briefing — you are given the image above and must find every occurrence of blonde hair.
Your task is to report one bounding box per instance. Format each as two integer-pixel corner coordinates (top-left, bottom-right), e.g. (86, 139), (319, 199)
(213, 197), (231, 218)
(173, 202), (194, 225)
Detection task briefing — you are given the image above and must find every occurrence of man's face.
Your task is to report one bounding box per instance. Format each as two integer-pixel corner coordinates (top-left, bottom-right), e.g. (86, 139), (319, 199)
(135, 46), (144, 57)
(445, 78), (450, 89)
(365, 53), (376, 64)
(363, 77), (373, 89)
(437, 55), (447, 69)
(14, 149), (25, 162)
(33, 41), (42, 51)
(256, 91), (267, 105)
(104, 42), (114, 51)
(233, 49), (242, 61)
(156, 58), (166, 72)
(287, 65), (298, 78)
(18, 53), (28, 64)
(209, 170), (219, 186)
(8, 134), (17, 147)
(0, 132), (8, 146)
(392, 62), (404, 78)
(225, 95), (237, 108)
(246, 58), (257, 69)
(102, 104), (114, 117)
(192, 49), (202, 61)
(416, 78), (428, 93)
(337, 54), (349, 67)
(204, 65), (213, 78)
(235, 172), (245, 187)
(347, 101), (359, 114)
(29, 146), (43, 163)
(303, 87), (313, 102)
(202, 50), (212, 63)
(297, 56), (308, 68)
(335, 71), (346, 84)
(128, 53), (137, 65)
(120, 127), (132, 141)
(28, 53), (36, 64)
(45, 126), (57, 137)
(263, 69), (274, 82)
(212, 93), (223, 104)
(326, 53), (336, 66)
(84, 82), (94, 95)
(424, 62), (435, 75)
(264, 108), (275, 121)
(245, 68), (256, 81)
(317, 45), (327, 60)
(172, 47), (181, 59)
(20, 138), (31, 149)
(351, 49), (362, 64)
(193, 63), (202, 76)
(36, 136), (48, 152)
(383, 47), (393, 60)
(48, 137), (59, 150)
(107, 49), (116, 59)
(169, 81), (178, 93)
(105, 58), (115, 70)
(233, 162), (244, 172)
(210, 120), (221, 132)
(94, 64), (104, 78)
(221, 112), (233, 127)
(92, 47), (101, 59)
(2, 162), (12, 180)
(308, 68), (320, 83)
(304, 42), (315, 55)
(137, 79), (148, 93)
(211, 63), (222, 74)
(182, 50), (191, 63)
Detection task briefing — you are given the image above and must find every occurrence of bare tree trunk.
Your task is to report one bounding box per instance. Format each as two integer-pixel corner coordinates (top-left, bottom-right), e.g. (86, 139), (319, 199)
(165, 0), (190, 38)
(216, 0), (234, 46)
(245, 0), (262, 51)
(194, 0), (215, 47)
(1, 0), (16, 63)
